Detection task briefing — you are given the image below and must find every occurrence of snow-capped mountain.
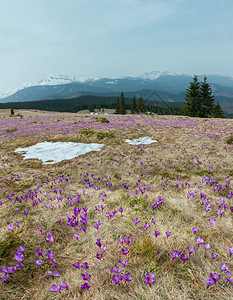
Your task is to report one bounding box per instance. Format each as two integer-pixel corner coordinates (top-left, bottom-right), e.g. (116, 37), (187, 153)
(1, 72), (233, 107)
(0, 74), (99, 99)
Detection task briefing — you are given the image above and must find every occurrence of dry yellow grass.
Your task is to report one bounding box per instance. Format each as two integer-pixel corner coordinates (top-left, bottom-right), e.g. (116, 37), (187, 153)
(0, 109), (233, 299)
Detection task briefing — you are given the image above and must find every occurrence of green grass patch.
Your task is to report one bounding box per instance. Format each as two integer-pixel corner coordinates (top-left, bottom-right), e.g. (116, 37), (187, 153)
(6, 128), (17, 133)
(226, 136), (233, 144)
(80, 128), (96, 136)
(97, 131), (115, 139)
(95, 117), (110, 123)
(0, 232), (23, 259)
(134, 234), (158, 261)
(125, 196), (151, 211)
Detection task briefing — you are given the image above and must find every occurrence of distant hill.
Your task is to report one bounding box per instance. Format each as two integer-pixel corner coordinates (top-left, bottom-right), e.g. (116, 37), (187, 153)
(1, 72), (233, 113)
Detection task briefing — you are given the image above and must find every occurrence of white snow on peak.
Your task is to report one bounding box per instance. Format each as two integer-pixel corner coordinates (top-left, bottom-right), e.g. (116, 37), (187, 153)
(139, 71), (163, 80)
(0, 74), (100, 99)
(140, 71), (186, 80)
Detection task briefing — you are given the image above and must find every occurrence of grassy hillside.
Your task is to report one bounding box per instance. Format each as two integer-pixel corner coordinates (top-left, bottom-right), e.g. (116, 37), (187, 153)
(0, 110), (233, 299)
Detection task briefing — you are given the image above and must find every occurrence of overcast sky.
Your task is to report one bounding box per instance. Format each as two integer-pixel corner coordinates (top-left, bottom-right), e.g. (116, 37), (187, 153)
(0, 0), (233, 92)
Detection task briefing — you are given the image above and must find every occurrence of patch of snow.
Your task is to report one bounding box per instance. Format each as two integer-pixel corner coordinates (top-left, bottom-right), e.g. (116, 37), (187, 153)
(125, 137), (157, 145)
(139, 71), (163, 80)
(15, 141), (104, 164)
(106, 81), (118, 85)
(139, 71), (187, 80)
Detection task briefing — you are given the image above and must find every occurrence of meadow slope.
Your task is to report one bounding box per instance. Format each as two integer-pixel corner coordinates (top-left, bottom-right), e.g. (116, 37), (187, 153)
(0, 110), (233, 300)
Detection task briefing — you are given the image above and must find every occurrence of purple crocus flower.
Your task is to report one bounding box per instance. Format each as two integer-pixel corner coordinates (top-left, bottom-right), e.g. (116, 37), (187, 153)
(81, 262), (89, 269)
(73, 263), (80, 268)
(133, 218), (140, 225)
(23, 210), (28, 216)
(151, 218), (156, 224)
(220, 209), (225, 216)
(93, 222), (100, 231)
(16, 263), (22, 269)
(46, 232), (54, 242)
(99, 245), (106, 252)
(170, 251), (180, 260)
(38, 227), (43, 233)
(48, 270), (61, 277)
(211, 253), (218, 260)
(154, 231), (160, 238)
(220, 263), (229, 272)
(195, 237), (204, 246)
(119, 208), (123, 214)
(81, 273), (91, 280)
(96, 253), (102, 259)
(118, 238), (125, 244)
(17, 246), (25, 253)
(121, 249), (129, 255)
(81, 282), (90, 289)
(144, 272), (155, 286)
(226, 271), (233, 283)
(124, 237), (131, 244)
(187, 247), (195, 255)
(112, 275), (123, 284)
(46, 251), (55, 260)
(61, 281), (69, 290)
(36, 249), (43, 256)
(206, 273), (220, 287)
(50, 284), (62, 293)
(144, 223), (150, 230)
(15, 252), (24, 262)
(204, 244), (211, 251)
(166, 232), (171, 238)
(206, 277), (215, 287)
(110, 266), (121, 274)
(180, 254), (189, 263)
(209, 219), (216, 227)
(118, 260), (128, 267)
(122, 273), (132, 282)
(1, 274), (9, 281)
(34, 258), (43, 265)
(1, 266), (13, 274)
(228, 246), (233, 258)
(8, 224), (14, 232)
(192, 227), (199, 234)
(96, 238), (101, 247)
(73, 234), (80, 240)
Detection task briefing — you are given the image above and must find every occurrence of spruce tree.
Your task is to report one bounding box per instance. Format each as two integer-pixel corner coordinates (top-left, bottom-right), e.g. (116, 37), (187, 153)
(212, 102), (224, 118)
(131, 96), (137, 114)
(200, 76), (215, 117)
(183, 75), (201, 117)
(115, 97), (120, 114)
(119, 92), (126, 114)
(137, 96), (146, 114)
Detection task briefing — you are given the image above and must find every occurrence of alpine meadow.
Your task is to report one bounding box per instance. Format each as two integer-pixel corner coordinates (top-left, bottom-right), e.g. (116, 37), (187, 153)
(0, 109), (233, 299)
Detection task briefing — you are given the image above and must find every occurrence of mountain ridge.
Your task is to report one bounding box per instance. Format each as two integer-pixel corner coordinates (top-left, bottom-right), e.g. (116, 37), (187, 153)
(1, 71), (233, 114)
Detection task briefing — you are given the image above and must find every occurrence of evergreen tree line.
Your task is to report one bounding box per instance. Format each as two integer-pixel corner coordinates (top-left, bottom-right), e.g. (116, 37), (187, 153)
(114, 92), (182, 115)
(183, 75), (224, 118)
(115, 92), (147, 114)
